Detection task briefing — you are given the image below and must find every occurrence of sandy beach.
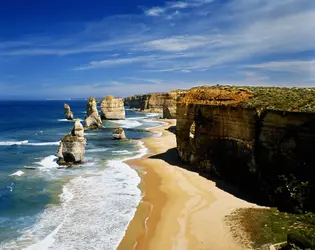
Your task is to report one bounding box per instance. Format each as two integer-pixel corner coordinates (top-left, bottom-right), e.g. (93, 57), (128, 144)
(118, 119), (261, 250)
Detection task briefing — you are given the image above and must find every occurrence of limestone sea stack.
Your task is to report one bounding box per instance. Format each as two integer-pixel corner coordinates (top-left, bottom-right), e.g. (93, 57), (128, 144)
(64, 103), (74, 120)
(84, 97), (102, 129)
(57, 119), (86, 165)
(112, 127), (126, 140)
(100, 96), (125, 120)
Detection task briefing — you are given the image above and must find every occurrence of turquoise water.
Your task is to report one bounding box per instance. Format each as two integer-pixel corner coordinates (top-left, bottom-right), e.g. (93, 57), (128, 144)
(0, 101), (164, 249)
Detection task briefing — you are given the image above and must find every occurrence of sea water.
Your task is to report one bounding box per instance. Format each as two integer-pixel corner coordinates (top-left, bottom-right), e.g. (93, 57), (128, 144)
(0, 100), (165, 249)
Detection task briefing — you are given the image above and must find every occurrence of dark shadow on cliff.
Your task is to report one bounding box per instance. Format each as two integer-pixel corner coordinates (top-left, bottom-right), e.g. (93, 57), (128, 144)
(149, 147), (272, 207)
(165, 126), (176, 135)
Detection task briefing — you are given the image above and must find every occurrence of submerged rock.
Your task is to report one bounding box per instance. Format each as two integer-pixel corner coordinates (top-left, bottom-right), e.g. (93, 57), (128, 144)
(84, 97), (102, 129)
(57, 119), (86, 165)
(101, 96), (125, 120)
(112, 127), (127, 140)
(64, 103), (74, 120)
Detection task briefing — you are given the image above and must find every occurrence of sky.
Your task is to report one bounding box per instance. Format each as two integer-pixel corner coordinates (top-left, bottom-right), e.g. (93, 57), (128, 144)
(0, 0), (314, 99)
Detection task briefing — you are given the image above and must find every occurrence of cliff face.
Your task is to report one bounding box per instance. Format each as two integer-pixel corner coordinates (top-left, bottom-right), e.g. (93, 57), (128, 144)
(124, 90), (187, 117)
(100, 96), (125, 120)
(176, 86), (315, 213)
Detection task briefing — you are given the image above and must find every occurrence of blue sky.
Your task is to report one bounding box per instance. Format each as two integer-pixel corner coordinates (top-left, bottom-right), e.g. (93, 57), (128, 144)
(0, 0), (314, 99)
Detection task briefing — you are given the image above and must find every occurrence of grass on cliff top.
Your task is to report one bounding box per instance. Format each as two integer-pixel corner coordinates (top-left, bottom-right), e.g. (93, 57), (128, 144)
(226, 208), (315, 249)
(181, 86), (315, 112)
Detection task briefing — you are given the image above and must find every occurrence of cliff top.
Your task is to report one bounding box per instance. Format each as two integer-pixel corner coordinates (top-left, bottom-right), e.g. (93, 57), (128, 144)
(124, 89), (187, 99)
(104, 95), (114, 101)
(181, 86), (315, 112)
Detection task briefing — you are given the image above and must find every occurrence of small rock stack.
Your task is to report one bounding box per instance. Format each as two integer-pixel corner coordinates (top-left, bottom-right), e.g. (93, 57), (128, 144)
(101, 96), (125, 120)
(112, 127), (127, 140)
(57, 119), (86, 165)
(64, 103), (74, 120)
(84, 97), (102, 129)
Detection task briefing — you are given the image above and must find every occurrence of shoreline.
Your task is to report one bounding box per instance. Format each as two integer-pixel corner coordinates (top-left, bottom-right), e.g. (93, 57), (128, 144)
(118, 119), (262, 250)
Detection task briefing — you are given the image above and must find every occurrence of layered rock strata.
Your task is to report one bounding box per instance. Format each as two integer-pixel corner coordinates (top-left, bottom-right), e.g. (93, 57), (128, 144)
(84, 97), (102, 129)
(57, 119), (86, 165)
(124, 90), (187, 117)
(101, 96), (125, 120)
(64, 103), (74, 120)
(112, 127), (127, 140)
(176, 86), (315, 213)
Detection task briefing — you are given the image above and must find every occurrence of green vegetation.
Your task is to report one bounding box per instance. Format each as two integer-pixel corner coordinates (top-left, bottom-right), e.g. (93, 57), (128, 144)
(227, 208), (315, 249)
(181, 86), (315, 112)
(241, 86), (315, 113)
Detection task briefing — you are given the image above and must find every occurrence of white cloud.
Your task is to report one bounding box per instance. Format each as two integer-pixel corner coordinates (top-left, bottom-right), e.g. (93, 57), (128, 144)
(167, 1), (189, 9)
(241, 71), (270, 82)
(125, 77), (164, 84)
(2, 0), (315, 93)
(145, 7), (164, 16)
(144, 36), (209, 52)
(74, 55), (156, 70)
(74, 53), (191, 70)
(245, 60), (315, 75)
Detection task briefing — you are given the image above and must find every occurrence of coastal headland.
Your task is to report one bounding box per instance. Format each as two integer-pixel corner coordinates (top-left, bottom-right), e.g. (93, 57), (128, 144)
(120, 86), (315, 249)
(118, 119), (262, 250)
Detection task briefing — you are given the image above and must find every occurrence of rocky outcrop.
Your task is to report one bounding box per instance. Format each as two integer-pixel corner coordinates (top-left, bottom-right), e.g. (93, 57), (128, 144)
(64, 104), (74, 120)
(112, 127), (127, 140)
(100, 96), (125, 120)
(124, 90), (187, 117)
(57, 119), (86, 165)
(84, 97), (102, 129)
(176, 86), (315, 213)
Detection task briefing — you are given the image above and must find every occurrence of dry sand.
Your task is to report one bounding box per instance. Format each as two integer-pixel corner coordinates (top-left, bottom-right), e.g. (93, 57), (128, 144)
(118, 120), (261, 250)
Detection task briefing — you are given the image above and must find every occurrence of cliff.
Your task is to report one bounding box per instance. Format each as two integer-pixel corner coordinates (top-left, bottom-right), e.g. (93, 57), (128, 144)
(100, 96), (125, 120)
(176, 86), (315, 213)
(124, 90), (187, 117)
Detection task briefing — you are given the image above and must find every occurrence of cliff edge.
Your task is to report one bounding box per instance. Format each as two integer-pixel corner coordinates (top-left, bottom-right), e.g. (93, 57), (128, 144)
(176, 86), (315, 213)
(124, 90), (187, 117)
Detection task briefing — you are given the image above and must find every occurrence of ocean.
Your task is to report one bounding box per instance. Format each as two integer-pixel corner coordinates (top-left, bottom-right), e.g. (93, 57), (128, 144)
(0, 100), (164, 249)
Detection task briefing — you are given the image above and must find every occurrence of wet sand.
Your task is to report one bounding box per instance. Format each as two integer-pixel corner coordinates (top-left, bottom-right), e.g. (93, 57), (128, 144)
(118, 120), (260, 250)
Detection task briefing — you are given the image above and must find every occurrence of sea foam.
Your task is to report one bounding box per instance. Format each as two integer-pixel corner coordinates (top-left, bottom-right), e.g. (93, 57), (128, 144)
(2, 142), (146, 250)
(0, 140), (60, 146)
(10, 170), (25, 177)
(111, 119), (141, 128)
(0, 140), (29, 146)
(28, 142), (60, 146)
(37, 155), (59, 170)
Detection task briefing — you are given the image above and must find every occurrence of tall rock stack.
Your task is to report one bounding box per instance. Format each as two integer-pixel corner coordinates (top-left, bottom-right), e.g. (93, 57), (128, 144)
(100, 96), (125, 120)
(57, 119), (86, 165)
(84, 97), (102, 129)
(64, 103), (74, 120)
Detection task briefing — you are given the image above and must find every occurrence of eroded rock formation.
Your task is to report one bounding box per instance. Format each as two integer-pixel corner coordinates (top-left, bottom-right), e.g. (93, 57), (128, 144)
(101, 96), (125, 120)
(64, 104), (74, 120)
(57, 119), (86, 165)
(124, 90), (187, 117)
(176, 86), (315, 213)
(84, 97), (102, 129)
(112, 127), (127, 140)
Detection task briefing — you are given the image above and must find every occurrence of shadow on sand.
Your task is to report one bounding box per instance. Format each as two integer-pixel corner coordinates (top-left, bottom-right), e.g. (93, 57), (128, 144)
(165, 126), (176, 135)
(149, 147), (271, 207)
